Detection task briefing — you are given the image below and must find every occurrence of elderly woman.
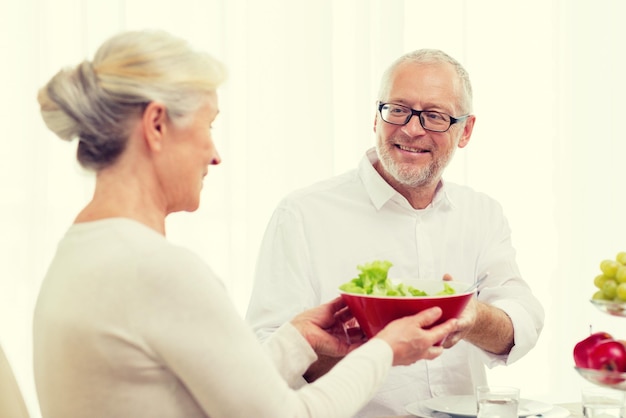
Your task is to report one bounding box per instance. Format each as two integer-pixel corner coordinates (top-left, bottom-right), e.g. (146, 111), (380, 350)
(33, 30), (457, 418)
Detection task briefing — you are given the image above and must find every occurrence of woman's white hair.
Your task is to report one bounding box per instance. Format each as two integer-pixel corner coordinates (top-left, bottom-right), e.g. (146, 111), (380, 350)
(38, 29), (227, 170)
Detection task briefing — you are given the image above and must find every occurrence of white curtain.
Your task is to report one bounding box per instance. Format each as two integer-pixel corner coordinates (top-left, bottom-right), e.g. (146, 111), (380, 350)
(2, 1), (625, 416)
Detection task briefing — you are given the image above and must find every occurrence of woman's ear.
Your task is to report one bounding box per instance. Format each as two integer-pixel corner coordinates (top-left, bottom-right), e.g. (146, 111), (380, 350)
(142, 102), (168, 152)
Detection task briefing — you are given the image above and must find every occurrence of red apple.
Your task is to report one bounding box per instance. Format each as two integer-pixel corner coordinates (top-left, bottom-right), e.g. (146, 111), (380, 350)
(574, 332), (613, 368)
(588, 340), (626, 372)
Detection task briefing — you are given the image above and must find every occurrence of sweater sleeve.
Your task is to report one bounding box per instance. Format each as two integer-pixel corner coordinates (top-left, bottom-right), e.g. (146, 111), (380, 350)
(261, 322), (316, 388)
(294, 338), (393, 417)
(137, 246), (394, 418)
(262, 324), (394, 413)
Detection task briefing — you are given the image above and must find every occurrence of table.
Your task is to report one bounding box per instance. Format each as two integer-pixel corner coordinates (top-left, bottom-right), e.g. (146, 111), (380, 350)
(378, 402), (582, 418)
(557, 403), (582, 418)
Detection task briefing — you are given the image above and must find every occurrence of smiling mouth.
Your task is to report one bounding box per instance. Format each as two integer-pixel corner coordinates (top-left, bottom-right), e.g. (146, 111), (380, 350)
(396, 144), (430, 153)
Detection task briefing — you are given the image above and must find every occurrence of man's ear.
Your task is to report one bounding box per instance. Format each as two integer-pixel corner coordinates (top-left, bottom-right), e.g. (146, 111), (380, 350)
(457, 115), (476, 149)
(142, 102), (168, 152)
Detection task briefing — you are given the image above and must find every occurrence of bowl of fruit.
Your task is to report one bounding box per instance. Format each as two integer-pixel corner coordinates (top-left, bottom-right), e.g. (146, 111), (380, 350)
(574, 331), (626, 389)
(338, 260), (476, 339)
(590, 252), (626, 317)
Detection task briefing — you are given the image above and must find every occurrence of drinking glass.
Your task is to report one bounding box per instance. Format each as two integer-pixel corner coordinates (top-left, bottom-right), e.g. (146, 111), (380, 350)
(582, 387), (625, 418)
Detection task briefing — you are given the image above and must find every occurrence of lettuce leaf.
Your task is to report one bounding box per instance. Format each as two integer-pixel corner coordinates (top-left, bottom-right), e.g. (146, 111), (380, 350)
(339, 260), (456, 297)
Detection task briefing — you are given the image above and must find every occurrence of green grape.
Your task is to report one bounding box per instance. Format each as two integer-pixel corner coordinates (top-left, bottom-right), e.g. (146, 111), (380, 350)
(616, 266), (626, 283)
(600, 259), (620, 278)
(592, 290), (609, 300)
(592, 254), (626, 302)
(594, 274), (611, 289)
(602, 279), (618, 299)
(617, 283), (626, 301)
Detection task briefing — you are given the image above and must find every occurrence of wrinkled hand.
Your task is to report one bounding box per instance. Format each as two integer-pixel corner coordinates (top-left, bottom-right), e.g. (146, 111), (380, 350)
(375, 306), (458, 366)
(290, 297), (365, 358)
(441, 297), (478, 348)
(441, 273), (478, 348)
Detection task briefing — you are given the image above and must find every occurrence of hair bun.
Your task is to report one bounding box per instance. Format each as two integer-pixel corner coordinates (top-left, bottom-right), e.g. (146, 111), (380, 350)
(38, 29), (226, 171)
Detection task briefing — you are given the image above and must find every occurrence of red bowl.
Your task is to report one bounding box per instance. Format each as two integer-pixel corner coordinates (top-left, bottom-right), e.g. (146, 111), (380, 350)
(339, 280), (474, 339)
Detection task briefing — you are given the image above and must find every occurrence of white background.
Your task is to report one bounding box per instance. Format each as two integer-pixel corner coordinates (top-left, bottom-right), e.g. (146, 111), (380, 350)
(2, 1), (626, 416)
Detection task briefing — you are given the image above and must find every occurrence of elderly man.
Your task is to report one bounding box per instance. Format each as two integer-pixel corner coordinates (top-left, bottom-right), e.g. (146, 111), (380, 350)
(246, 49), (544, 417)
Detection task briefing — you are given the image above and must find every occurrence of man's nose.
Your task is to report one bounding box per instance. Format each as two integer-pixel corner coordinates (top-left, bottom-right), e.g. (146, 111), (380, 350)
(401, 115), (427, 136)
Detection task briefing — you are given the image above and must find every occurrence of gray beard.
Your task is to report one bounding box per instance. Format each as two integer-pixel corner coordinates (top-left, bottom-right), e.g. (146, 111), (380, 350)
(376, 144), (445, 188)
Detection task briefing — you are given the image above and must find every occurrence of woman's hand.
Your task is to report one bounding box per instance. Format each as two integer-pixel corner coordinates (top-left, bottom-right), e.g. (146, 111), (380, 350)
(290, 297), (365, 359)
(375, 306), (458, 366)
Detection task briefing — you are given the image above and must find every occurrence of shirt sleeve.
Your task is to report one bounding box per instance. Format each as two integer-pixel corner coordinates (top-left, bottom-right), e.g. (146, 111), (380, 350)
(476, 273), (545, 367)
(246, 202), (319, 340)
(473, 200), (545, 367)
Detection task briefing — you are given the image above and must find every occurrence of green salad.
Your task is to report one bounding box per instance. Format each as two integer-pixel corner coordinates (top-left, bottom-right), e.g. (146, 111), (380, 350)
(339, 260), (456, 297)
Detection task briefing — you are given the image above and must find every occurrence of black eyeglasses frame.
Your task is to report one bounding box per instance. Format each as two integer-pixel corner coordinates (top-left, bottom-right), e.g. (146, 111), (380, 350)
(377, 101), (470, 133)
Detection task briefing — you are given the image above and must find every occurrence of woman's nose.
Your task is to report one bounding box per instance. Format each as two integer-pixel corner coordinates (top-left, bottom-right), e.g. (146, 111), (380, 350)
(210, 148), (222, 165)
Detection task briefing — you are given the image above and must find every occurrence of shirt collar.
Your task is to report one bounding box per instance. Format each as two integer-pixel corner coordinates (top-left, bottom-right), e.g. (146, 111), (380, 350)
(358, 147), (455, 211)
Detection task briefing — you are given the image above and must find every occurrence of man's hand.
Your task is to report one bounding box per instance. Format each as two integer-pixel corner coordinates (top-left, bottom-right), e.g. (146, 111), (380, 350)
(441, 273), (514, 354)
(441, 296), (478, 348)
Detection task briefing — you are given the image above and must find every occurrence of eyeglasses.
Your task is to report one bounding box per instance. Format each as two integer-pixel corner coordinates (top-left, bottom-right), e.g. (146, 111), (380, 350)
(377, 102), (469, 133)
